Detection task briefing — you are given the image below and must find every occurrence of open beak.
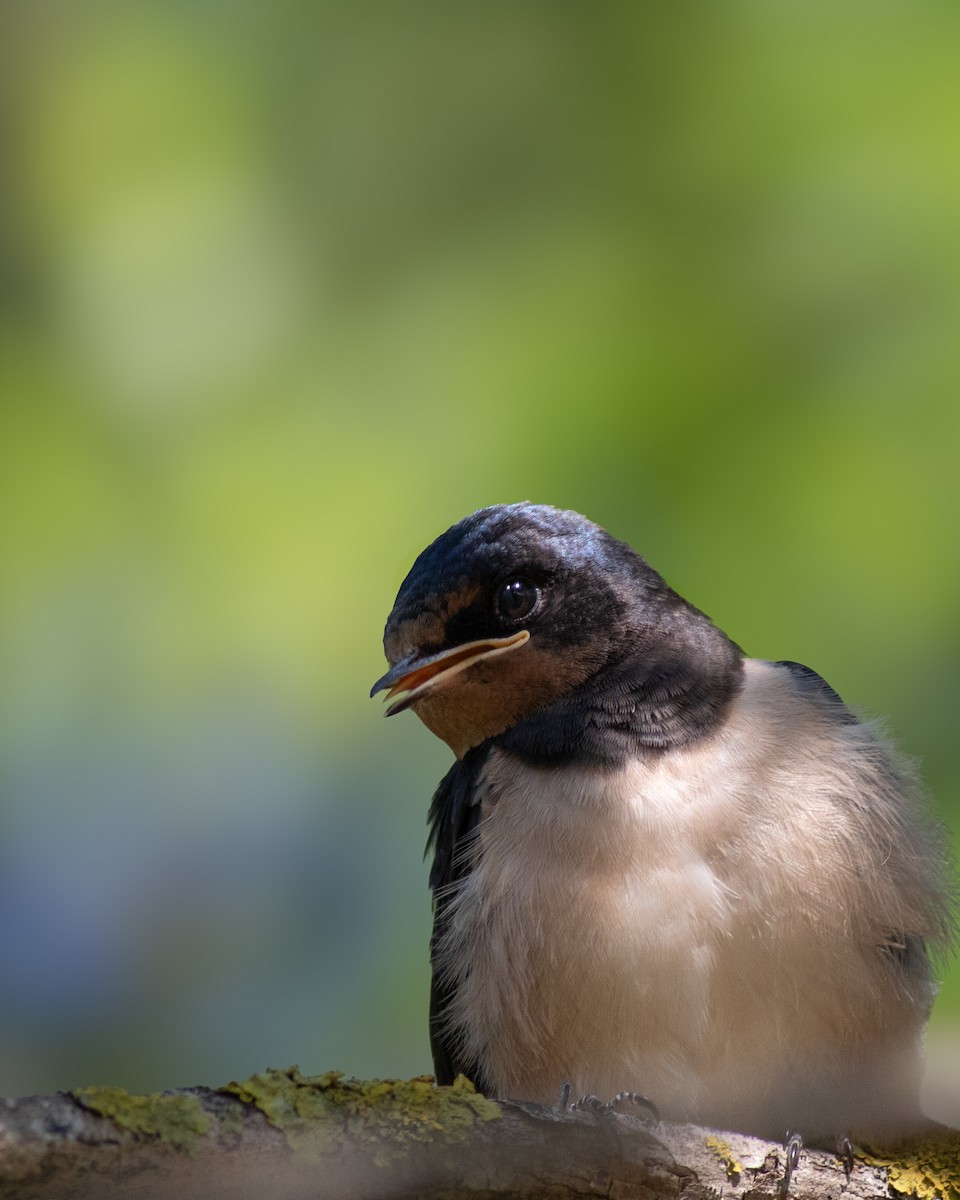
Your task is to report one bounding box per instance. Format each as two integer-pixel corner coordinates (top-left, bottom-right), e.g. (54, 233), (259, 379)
(370, 630), (530, 717)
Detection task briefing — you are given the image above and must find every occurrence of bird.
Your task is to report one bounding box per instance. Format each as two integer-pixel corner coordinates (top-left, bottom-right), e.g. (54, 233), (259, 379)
(370, 502), (954, 1147)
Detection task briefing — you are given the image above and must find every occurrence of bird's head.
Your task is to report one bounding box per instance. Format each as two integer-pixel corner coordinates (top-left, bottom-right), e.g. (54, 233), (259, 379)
(371, 502), (719, 758)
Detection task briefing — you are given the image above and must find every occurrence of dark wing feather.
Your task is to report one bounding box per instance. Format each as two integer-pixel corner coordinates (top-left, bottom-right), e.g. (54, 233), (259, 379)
(426, 744), (491, 1088)
(775, 659), (857, 722)
(776, 659), (941, 994)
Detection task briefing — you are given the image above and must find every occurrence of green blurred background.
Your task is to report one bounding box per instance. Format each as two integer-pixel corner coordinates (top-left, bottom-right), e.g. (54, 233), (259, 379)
(1, 2), (958, 1114)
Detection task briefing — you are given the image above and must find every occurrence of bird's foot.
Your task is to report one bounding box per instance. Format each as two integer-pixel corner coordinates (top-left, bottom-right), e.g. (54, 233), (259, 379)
(559, 1082), (659, 1123)
(780, 1130), (803, 1196)
(778, 1130), (852, 1194)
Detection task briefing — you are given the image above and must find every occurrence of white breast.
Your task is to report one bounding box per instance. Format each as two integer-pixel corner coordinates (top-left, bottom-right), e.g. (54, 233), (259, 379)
(435, 659), (938, 1140)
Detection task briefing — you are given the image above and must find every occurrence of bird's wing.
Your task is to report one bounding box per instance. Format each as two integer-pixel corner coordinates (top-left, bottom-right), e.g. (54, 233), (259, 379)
(426, 746), (491, 1089)
(773, 658), (950, 986)
(774, 659), (856, 720)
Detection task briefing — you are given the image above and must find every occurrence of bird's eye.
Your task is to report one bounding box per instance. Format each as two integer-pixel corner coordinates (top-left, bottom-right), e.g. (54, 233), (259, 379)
(495, 578), (541, 623)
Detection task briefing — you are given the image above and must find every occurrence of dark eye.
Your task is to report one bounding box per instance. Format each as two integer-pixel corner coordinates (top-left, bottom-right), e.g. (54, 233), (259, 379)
(495, 577), (541, 623)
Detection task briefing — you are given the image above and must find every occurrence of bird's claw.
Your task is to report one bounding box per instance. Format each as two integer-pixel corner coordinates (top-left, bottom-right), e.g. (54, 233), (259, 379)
(559, 1083), (658, 1123)
(780, 1130), (803, 1195)
(778, 1129), (852, 1193)
(606, 1091), (660, 1121)
(558, 1083), (603, 1114)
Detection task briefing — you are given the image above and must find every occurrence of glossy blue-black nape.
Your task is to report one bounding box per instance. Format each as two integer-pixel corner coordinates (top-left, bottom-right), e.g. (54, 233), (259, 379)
(388, 502), (652, 630)
(379, 502), (744, 763)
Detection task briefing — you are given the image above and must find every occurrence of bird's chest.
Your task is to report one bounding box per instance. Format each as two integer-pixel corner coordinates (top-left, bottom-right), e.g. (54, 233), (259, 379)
(438, 751), (742, 1101)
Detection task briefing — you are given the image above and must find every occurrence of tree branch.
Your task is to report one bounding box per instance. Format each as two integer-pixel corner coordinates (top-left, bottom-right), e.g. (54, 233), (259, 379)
(0, 1067), (956, 1199)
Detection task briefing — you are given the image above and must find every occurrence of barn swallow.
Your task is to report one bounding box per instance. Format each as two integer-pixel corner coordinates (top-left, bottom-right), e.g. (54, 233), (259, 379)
(371, 502), (954, 1146)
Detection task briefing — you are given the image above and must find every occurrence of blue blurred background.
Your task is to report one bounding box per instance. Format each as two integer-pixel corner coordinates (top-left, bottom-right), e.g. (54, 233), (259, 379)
(0, 2), (958, 1116)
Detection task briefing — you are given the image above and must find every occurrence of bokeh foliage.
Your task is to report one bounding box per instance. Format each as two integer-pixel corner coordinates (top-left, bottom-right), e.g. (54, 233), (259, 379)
(0, 2), (957, 1101)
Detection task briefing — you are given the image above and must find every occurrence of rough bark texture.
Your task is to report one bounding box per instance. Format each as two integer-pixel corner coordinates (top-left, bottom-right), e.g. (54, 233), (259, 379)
(0, 1067), (956, 1200)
